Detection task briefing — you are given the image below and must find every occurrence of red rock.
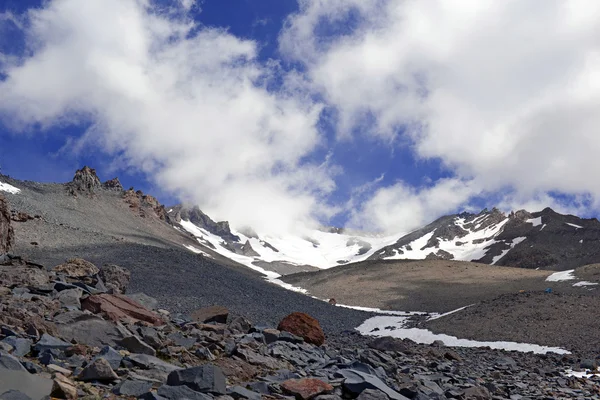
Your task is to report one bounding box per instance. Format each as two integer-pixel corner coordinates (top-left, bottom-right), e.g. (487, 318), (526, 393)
(281, 378), (333, 400)
(278, 312), (325, 346)
(81, 294), (163, 326)
(191, 305), (229, 324)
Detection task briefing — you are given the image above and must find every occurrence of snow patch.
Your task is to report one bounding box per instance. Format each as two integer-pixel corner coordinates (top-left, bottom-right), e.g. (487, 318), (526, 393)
(573, 281), (598, 287)
(540, 224), (546, 231)
(0, 182), (20, 194)
(356, 316), (569, 355)
(546, 269), (576, 282)
(491, 237), (527, 265)
(183, 244), (213, 258)
(527, 217), (542, 227)
(565, 222), (583, 229)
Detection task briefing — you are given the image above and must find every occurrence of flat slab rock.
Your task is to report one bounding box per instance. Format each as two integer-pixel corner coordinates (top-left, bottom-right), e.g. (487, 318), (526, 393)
(81, 293), (163, 326)
(281, 378), (334, 400)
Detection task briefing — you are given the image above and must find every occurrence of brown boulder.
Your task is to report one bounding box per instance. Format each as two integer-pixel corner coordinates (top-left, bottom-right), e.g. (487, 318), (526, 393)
(191, 305), (229, 324)
(277, 312), (325, 346)
(81, 294), (163, 326)
(51, 373), (78, 399)
(53, 258), (99, 278)
(281, 378), (333, 400)
(0, 266), (50, 287)
(98, 264), (131, 294)
(0, 195), (13, 254)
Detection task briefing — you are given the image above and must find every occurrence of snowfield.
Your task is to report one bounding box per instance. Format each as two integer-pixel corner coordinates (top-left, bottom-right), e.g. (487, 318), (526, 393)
(0, 181), (21, 194)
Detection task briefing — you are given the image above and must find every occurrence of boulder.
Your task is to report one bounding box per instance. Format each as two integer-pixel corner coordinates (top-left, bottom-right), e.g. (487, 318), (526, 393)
(157, 385), (213, 400)
(98, 264), (131, 294)
(357, 389), (388, 400)
(54, 311), (125, 348)
(0, 267), (49, 288)
(0, 195), (13, 255)
(0, 370), (53, 400)
(81, 293), (163, 326)
(112, 380), (153, 397)
(335, 369), (408, 400)
(0, 351), (26, 371)
(281, 378), (334, 400)
(1, 338), (31, 357)
(52, 258), (99, 278)
(77, 358), (119, 382)
(32, 334), (72, 354)
(277, 313), (325, 346)
(93, 346), (123, 370)
(119, 336), (156, 356)
(368, 337), (409, 353)
(166, 364), (226, 394)
(191, 306), (229, 324)
(56, 288), (83, 310)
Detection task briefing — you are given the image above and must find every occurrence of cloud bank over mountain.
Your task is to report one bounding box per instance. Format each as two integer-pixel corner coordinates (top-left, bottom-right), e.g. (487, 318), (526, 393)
(1, 0), (600, 233)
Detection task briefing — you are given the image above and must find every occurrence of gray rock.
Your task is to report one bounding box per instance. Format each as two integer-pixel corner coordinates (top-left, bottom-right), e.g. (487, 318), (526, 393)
(167, 332), (196, 349)
(228, 316), (252, 334)
(247, 382), (270, 394)
(167, 364), (226, 394)
(195, 347), (216, 361)
(112, 380), (153, 397)
(127, 292), (159, 310)
(77, 357), (119, 382)
(0, 370), (52, 400)
(336, 369), (409, 400)
(138, 327), (163, 349)
(126, 354), (180, 373)
(0, 351), (26, 371)
(357, 390), (388, 400)
(1, 338), (32, 357)
(157, 385), (212, 400)
(56, 288), (83, 309)
(32, 334), (72, 354)
(278, 331), (304, 344)
(119, 336), (156, 356)
(580, 359), (597, 370)
(94, 345), (122, 370)
(263, 329), (280, 344)
(139, 392), (168, 400)
(228, 386), (262, 400)
(0, 390), (33, 400)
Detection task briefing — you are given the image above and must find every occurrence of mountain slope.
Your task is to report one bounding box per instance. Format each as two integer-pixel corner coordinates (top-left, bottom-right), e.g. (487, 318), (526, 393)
(369, 208), (600, 271)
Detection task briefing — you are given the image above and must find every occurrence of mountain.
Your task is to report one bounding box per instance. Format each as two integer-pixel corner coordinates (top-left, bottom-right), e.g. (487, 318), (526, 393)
(369, 207), (600, 271)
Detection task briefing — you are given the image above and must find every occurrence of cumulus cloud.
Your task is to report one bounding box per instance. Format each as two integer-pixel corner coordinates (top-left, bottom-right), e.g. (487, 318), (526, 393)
(0, 0), (332, 234)
(282, 0), (600, 231)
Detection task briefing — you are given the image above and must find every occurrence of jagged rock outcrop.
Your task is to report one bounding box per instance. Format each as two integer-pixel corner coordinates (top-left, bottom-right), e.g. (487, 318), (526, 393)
(0, 195), (13, 255)
(170, 206), (240, 243)
(102, 177), (123, 191)
(67, 166), (101, 196)
(123, 188), (167, 220)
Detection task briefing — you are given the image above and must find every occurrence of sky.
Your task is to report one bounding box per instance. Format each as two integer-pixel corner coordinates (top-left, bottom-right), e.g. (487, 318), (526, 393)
(0, 0), (599, 235)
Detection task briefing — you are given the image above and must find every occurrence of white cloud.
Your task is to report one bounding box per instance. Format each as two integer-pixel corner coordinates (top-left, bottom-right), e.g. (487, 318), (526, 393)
(0, 0), (331, 234)
(282, 0), (600, 229)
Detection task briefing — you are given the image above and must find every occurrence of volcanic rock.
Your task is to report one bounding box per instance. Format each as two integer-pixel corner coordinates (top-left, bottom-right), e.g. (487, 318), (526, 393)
(67, 166), (101, 195)
(98, 264), (130, 294)
(102, 177), (123, 191)
(0, 195), (14, 255)
(81, 293), (163, 326)
(51, 373), (77, 400)
(278, 312), (325, 346)
(191, 305), (229, 324)
(78, 357), (119, 382)
(166, 364), (227, 394)
(52, 258), (99, 278)
(281, 378), (334, 400)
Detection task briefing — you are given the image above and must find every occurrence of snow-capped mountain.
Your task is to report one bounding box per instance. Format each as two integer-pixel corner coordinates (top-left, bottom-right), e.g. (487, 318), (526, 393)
(167, 205), (402, 277)
(370, 207), (600, 270)
(170, 204), (600, 274)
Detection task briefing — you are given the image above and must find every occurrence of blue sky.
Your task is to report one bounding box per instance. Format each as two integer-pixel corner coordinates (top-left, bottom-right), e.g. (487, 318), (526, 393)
(1, 0), (599, 233)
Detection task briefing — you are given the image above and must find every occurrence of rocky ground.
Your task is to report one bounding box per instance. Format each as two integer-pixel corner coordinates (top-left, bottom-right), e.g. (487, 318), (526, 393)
(1, 255), (600, 400)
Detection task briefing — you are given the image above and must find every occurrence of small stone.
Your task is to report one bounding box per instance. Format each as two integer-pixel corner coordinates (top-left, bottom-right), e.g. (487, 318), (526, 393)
(119, 336), (156, 356)
(56, 288), (83, 310)
(357, 389), (388, 400)
(228, 316), (252, 334)
(51, 373), (78, 400)
(263, 329), (280, 344)
(228, 385), (262, 400)
(195, 347), (216, 361)
(281, 378), (334, 400)
(94, 345), (123, 370)
(48, 363), (73, 376)
(77, 358), (119, 382)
